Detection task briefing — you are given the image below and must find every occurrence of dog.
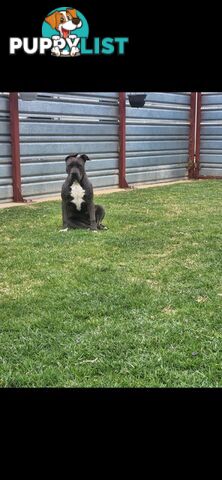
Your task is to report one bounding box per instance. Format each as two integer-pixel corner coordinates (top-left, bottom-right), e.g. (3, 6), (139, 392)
(45, 8), (82, 57)
(60, 154), (107, 232)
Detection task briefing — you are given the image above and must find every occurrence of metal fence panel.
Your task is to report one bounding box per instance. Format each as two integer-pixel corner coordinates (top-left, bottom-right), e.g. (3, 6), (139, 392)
(200, 93), (222, 177)
(126, 92), (191, 185)
(0, 93), (12, 202)
(19, 92), (119, 199)
(0, 92), (193, 203)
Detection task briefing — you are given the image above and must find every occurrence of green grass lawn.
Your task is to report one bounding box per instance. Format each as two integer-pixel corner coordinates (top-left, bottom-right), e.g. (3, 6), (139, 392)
(0, 180), (222, 387)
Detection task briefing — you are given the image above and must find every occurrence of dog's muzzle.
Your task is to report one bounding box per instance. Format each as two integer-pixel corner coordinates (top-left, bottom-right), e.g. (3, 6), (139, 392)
(60, 19), (82, 38)
(69, 169), (81, 183)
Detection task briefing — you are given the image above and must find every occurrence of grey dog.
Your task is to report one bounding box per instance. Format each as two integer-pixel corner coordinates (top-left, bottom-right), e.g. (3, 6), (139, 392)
(60, 153), (106, 231)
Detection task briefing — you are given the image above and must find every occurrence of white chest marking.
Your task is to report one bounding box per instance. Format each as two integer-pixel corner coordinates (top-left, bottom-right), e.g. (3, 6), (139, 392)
(70, 182), (85, 211)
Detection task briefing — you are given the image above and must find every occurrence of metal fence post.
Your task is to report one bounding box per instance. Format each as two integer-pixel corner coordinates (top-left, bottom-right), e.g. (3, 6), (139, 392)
(119, 92), (129, 188)
(194, 92), (202, 179)
(188, 92), (202, 180)
(188, 92), (197, 179)
(9, 92), (24, 202)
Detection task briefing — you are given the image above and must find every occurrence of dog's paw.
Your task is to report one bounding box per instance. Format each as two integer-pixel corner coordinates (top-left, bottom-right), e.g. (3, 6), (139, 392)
(59, 228), (69, 232)
(98, 224), (108, 230)
(51, 47), (61, 57)
(70, 47), (80, 57)
(90, 222), (98, 232)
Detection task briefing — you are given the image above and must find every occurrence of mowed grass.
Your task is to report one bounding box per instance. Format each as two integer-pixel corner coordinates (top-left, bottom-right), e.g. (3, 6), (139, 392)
(0, 180), (222, 387)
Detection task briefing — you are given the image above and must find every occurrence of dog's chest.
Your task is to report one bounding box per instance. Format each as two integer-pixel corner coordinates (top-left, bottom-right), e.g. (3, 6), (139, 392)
(70, 182), (85, 211)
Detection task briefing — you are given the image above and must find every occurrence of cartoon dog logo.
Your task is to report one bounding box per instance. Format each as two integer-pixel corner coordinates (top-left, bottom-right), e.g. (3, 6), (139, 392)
(44, 8), (82, 56)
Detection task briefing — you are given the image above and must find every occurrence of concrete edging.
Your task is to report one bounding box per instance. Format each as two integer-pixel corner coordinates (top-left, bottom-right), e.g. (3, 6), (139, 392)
(0, 179), (194, 209)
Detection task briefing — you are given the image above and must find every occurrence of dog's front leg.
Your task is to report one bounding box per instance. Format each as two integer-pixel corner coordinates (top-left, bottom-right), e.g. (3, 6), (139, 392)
(62, 201), (69, 228)
(67, 36), (80, 56)
(87, 201), (98, 231)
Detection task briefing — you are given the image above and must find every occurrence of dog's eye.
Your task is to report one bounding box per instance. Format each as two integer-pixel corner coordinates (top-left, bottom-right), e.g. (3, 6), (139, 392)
(60, 18), (64, 23)
(67, 14), (72, 20)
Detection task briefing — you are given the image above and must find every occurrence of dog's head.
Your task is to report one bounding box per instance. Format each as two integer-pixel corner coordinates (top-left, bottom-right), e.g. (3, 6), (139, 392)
(45, 9), (82, 38)
(65, 153), (90, 183)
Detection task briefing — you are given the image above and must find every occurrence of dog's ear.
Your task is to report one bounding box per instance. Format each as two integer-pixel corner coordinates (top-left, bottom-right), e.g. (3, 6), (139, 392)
(45, 11), (58, 30)
(81, 154), (90, 162)
(65, 154), (78, 163)
(66, 8), (78, 19)
(65, 154), (78, 173)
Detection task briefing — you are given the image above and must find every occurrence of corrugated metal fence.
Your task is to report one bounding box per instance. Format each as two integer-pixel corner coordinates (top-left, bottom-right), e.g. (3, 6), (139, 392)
(19, 92), (119, 199)
(126, 92), (191, 184)
(0, 92), (196, 203)
(0, 93), (12, 203)
(200, 92), (222, 177)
